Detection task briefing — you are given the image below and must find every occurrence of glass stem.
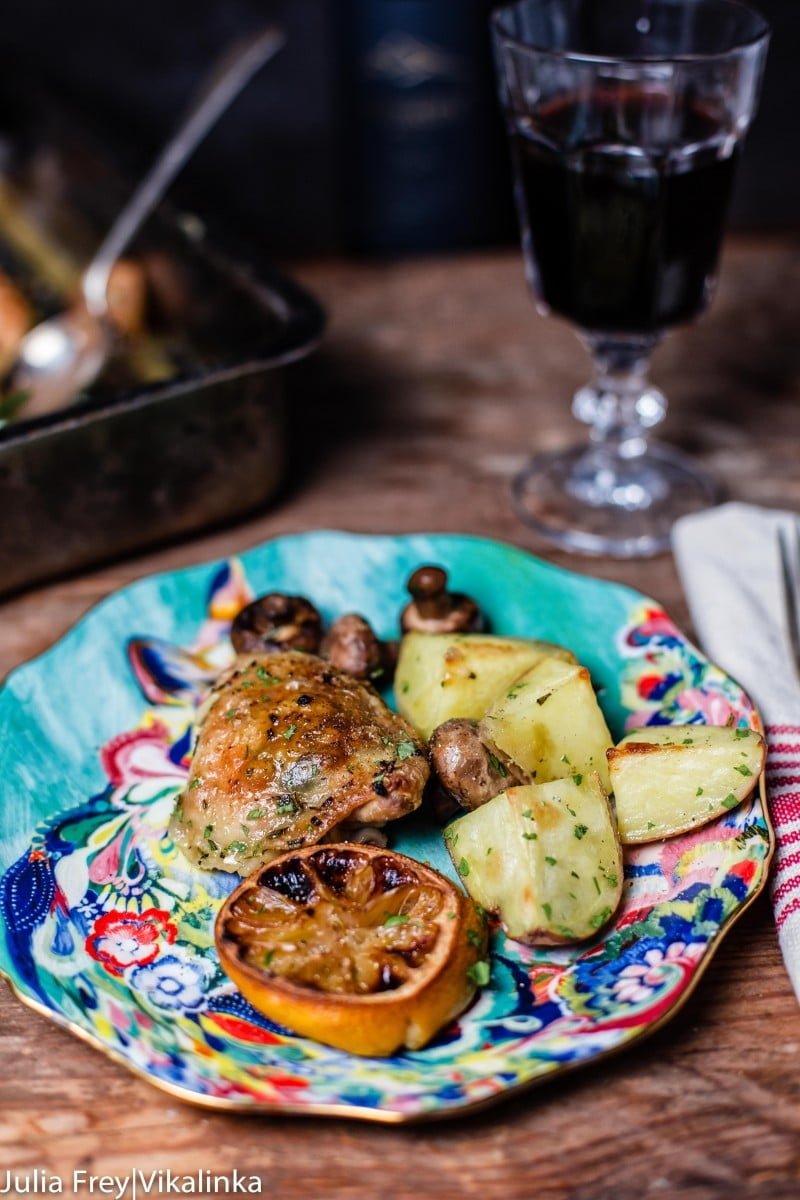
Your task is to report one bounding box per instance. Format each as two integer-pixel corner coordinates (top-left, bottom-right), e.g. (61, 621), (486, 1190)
(565, 335), (670, 510)
(573, 335), (666, 457)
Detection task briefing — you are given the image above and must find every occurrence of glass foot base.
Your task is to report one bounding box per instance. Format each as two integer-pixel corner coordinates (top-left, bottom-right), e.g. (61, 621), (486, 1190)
(511, 442), (719, 558)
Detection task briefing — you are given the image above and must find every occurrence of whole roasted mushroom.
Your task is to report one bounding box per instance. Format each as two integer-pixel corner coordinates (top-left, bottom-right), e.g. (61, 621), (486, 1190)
(231, 593), (322, 655)
(321, 614), (397, 683)
(401, 566), (484, 635)
(429, 718), (527, 812)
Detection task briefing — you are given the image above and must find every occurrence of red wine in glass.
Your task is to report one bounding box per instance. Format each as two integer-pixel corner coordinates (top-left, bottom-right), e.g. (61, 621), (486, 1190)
(510, 88), (740, 334)
(493, 0), (769, 558)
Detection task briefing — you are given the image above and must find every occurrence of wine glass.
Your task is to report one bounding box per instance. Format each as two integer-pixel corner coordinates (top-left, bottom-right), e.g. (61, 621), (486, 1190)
(492, 0), (770, 557)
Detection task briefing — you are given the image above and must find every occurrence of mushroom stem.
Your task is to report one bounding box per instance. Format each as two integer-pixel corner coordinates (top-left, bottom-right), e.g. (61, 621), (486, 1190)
(401, 565), (484, 635)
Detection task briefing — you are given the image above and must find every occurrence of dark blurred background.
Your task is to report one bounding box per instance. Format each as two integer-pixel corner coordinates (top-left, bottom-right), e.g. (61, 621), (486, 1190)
(0, 0), (796, 260)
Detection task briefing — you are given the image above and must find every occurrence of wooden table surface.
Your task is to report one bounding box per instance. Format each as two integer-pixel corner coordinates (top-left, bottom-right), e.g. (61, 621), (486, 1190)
(1, 241), (799, 1198)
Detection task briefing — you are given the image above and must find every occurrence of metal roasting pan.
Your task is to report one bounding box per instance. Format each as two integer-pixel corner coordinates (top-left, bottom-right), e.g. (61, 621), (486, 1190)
(0, 75), (324, 596)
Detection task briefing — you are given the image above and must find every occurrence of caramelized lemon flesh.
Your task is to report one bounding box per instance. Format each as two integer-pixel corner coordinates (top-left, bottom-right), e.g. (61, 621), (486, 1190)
(216, 844), (487, 1056)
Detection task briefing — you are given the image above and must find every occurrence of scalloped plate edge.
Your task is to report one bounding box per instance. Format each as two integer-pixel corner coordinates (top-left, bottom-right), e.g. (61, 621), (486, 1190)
(0, 531), (776, 1122)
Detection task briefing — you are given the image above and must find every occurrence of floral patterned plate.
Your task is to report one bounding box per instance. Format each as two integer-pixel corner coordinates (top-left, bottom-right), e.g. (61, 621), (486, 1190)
(0, 533), (771, 1122)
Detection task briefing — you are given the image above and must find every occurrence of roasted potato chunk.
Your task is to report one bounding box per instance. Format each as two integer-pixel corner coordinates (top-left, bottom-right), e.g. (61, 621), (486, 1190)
(106, 258), (148, 336)
(480, 656), (613, 791)
(395, 632), (576, 741)
(0, 272), (33, 373)
(445, 776), (622, 944)
(608, 725), (765, 843)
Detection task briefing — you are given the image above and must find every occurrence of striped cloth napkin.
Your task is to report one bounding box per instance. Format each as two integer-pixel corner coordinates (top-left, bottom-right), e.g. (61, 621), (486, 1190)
(673, 502), (800, 1002)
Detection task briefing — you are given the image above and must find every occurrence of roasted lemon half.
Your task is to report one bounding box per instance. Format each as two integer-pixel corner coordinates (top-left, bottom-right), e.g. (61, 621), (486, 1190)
(215, 843), (488, 1057)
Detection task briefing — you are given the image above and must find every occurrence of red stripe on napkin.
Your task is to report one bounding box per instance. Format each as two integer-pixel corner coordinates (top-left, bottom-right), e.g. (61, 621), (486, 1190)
(774, 849), (800, 873)
(777, 895), (800, 923)
(766, 725), (800, 933)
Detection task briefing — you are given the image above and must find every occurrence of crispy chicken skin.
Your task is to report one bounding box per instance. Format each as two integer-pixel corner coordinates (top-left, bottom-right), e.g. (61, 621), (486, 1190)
(170, 651), (428, 873)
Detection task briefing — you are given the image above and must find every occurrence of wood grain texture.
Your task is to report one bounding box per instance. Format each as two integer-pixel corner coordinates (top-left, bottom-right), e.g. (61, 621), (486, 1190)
(1, 240), (799, 1199)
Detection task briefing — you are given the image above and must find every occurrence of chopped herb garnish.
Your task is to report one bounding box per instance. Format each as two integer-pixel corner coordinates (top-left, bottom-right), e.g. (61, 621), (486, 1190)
(571, 870), (580, 880)
(542, 903), (552, 920)
(457, 857), (470, 877)
(0, 388), (31, 420)
(224, 708), (238, 721)
(263, 950), (275, 967)
(401, 682), (410, 694)
(722, 793), (739, 809)
(487, 752), (507, 777)
(593, 876), (601, 895)
(735, 728), (748, 739)
(522, 808), (533, 819)
(467, 960), (490, 987)
(225, 840), (247, 855)
(545, 855), (557, 866)
(574, 823), (588, 840)
(276, 799), (296, 815)
(646, 821), (656, 830)
(467, 928), (482, 948)
(560, 754), (570, 765)
(384, 914), (409, 928)
(734, 764), (753, 776)
(396, 741), (416, 760)
(571, 773), (583, 787)
(589, 907), (613, 930)
(256, 666), (280, 685)
(446, 911), (457, 920)
(682, 737), (694, 745)
(189, 778), (202, 790)
(486, 846), (493, 856)
(696, 787), (704, 797)
(283, 723), (297, 740)
(522, 831), (538, 841)
(247, 807), (267, 820)
(203, 824), (214, 840)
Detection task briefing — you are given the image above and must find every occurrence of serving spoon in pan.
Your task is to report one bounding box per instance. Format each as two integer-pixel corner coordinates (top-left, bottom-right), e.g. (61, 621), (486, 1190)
(1, 25), (285, 422)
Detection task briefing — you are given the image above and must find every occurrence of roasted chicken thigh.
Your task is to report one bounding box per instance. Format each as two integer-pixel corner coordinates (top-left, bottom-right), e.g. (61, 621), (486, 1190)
(170, 651), (428, 873)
